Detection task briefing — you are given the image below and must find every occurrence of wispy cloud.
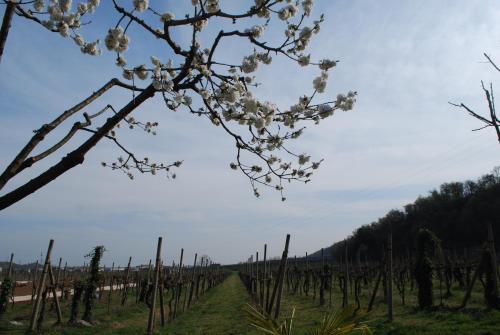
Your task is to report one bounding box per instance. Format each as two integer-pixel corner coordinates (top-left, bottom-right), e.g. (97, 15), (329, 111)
(1, 0), (500, 265)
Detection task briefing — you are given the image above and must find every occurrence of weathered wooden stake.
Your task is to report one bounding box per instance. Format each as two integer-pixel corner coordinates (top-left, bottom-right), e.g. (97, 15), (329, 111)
(487, 222), (499, 299)
(343, 240), (349, 307)
(107, 262), (114, 313)
(267, 234), (290, 318)
(147, 237), (162, 335)
(121, 257), (132, 306)
(387, 232), (393, 322)
(7, 253), (13, 278)
(29, 239), (54, 332)
(48, 264), (63, 324)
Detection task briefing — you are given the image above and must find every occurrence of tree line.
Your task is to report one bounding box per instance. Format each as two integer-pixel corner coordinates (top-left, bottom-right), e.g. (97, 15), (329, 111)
(316, 166), (500, 262)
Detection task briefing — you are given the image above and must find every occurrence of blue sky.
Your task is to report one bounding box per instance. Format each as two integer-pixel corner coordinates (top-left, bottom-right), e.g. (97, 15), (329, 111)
(1, 0), (499, 267)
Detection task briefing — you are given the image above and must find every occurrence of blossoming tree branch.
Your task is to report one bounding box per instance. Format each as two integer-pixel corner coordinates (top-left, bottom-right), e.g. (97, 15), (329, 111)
(0, 0), (356, 211)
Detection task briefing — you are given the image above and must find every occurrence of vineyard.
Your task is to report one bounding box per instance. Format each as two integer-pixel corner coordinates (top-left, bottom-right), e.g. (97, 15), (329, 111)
(1, 227), (500, 334)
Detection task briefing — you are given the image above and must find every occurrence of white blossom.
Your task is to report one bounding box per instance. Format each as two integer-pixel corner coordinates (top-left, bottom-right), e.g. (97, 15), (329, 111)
(123, 69), (134, 80)
(60, 0), (72, 12)
(33, 0), (45, 12)
(59, 22), (70, 37)
(81, 40), (101, 55)
(160, 12), (175, 23)
(206, 0), (219, 13)
(319, 59), (337, 71)
(133, 0), (148, 12)
(278, 4), (299, 21)
(313, 71), (328, 93)
(257, 53), (272, 65)
(298, 154), (310, 165)
(336, 91), (356, 111)
(73, 33), (84, 46)
(318, 104), (333, 118)
(134, 65), (149, 80)
(298, 54), (310, 66)
(150, 56), (162, 68)
(77, 3), (87, 14)
(302, 0), (313, 16)
(105, 26), (130, 52)
(241, 53), (259, 73)
(245, 25), (265, 38)
(116, 56), (127, 67)
(194, 18), (208, 31)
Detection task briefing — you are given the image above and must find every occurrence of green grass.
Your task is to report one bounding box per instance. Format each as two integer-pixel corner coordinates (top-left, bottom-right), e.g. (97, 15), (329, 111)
(1, 273), (500, 334)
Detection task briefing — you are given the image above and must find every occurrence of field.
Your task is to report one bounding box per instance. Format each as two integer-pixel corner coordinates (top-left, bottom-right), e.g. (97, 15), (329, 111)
(2, 271), (500, 335)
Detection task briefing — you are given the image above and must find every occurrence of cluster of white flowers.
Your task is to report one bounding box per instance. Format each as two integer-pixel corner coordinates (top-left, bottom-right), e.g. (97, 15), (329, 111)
(296, 26), (314, 51)
(160, 12), (175, 23)
(105, 26), (130, 52)
(80, 39), (101, 55)
(319, 58), (336, 71)
(220, 92), (276, 130)
(217, 81), (243, 105)
(312, 71), (328, 93)
(133, 0), (149, 12)
(34, 0), (45, 12)
(278, 4), (299, 21)
(174, 93), (192, 107)
(207, 0), (220, 13)
(241, 52), (272, 73)
(149, 57), (175, 91)
(336, 91), (356, 111)
(245, 25), (265, 39)
(317, 104), (334, 119)
(73, 32), (99, 55)
(133, 65), (148, 80)
(298, 154), (310, 165)
(241, 53), (259, 73)
(298, 54), (310, 66)
(194, 18), (208, 31)
(302, 0), (313, 16)
(35, 0), (101, 54)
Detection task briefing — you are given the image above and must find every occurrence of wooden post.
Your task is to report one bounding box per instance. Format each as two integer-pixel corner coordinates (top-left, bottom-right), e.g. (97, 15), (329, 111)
(173, 248), (184, 319)
(368, 266), (383, 312)
(121, 257), (132, 306)
(48, 264), (63, 324)
(387, 232), (393, 322)
(263, 244), (268, 309)
(51, 257), (62, 308)
(29, 239), (54, 332)
(147, 237), (162, 335)
(187, 253), (197, 308)
(267, 234), (290, 318)
(256, 251), (260, 305)
(159, 261), (166, 327)
(7, 253), (13, 278)
(343, 240), (349, 307)
(320, 248), (325, 306)
(487, 222), (499, 299)
(107, 262), (114, 313)
(31, 260), (39, 303)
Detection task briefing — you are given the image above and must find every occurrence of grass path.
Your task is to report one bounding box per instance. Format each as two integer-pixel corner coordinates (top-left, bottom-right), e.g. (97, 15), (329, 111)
(161, 272), (259, 335)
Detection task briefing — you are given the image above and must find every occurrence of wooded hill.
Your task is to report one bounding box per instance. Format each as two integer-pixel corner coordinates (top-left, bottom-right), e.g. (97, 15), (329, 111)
(310, 166), (500, 263)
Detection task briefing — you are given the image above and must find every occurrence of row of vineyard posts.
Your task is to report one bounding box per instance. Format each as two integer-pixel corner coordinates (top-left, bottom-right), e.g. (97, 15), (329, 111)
(238, 223), (500, 322)
(0, 237), (229, 334)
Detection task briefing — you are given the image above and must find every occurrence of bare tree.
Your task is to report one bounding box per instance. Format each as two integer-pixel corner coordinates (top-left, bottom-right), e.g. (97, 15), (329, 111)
(452, 53), (500, 144)
(0, 0), (356, 211)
